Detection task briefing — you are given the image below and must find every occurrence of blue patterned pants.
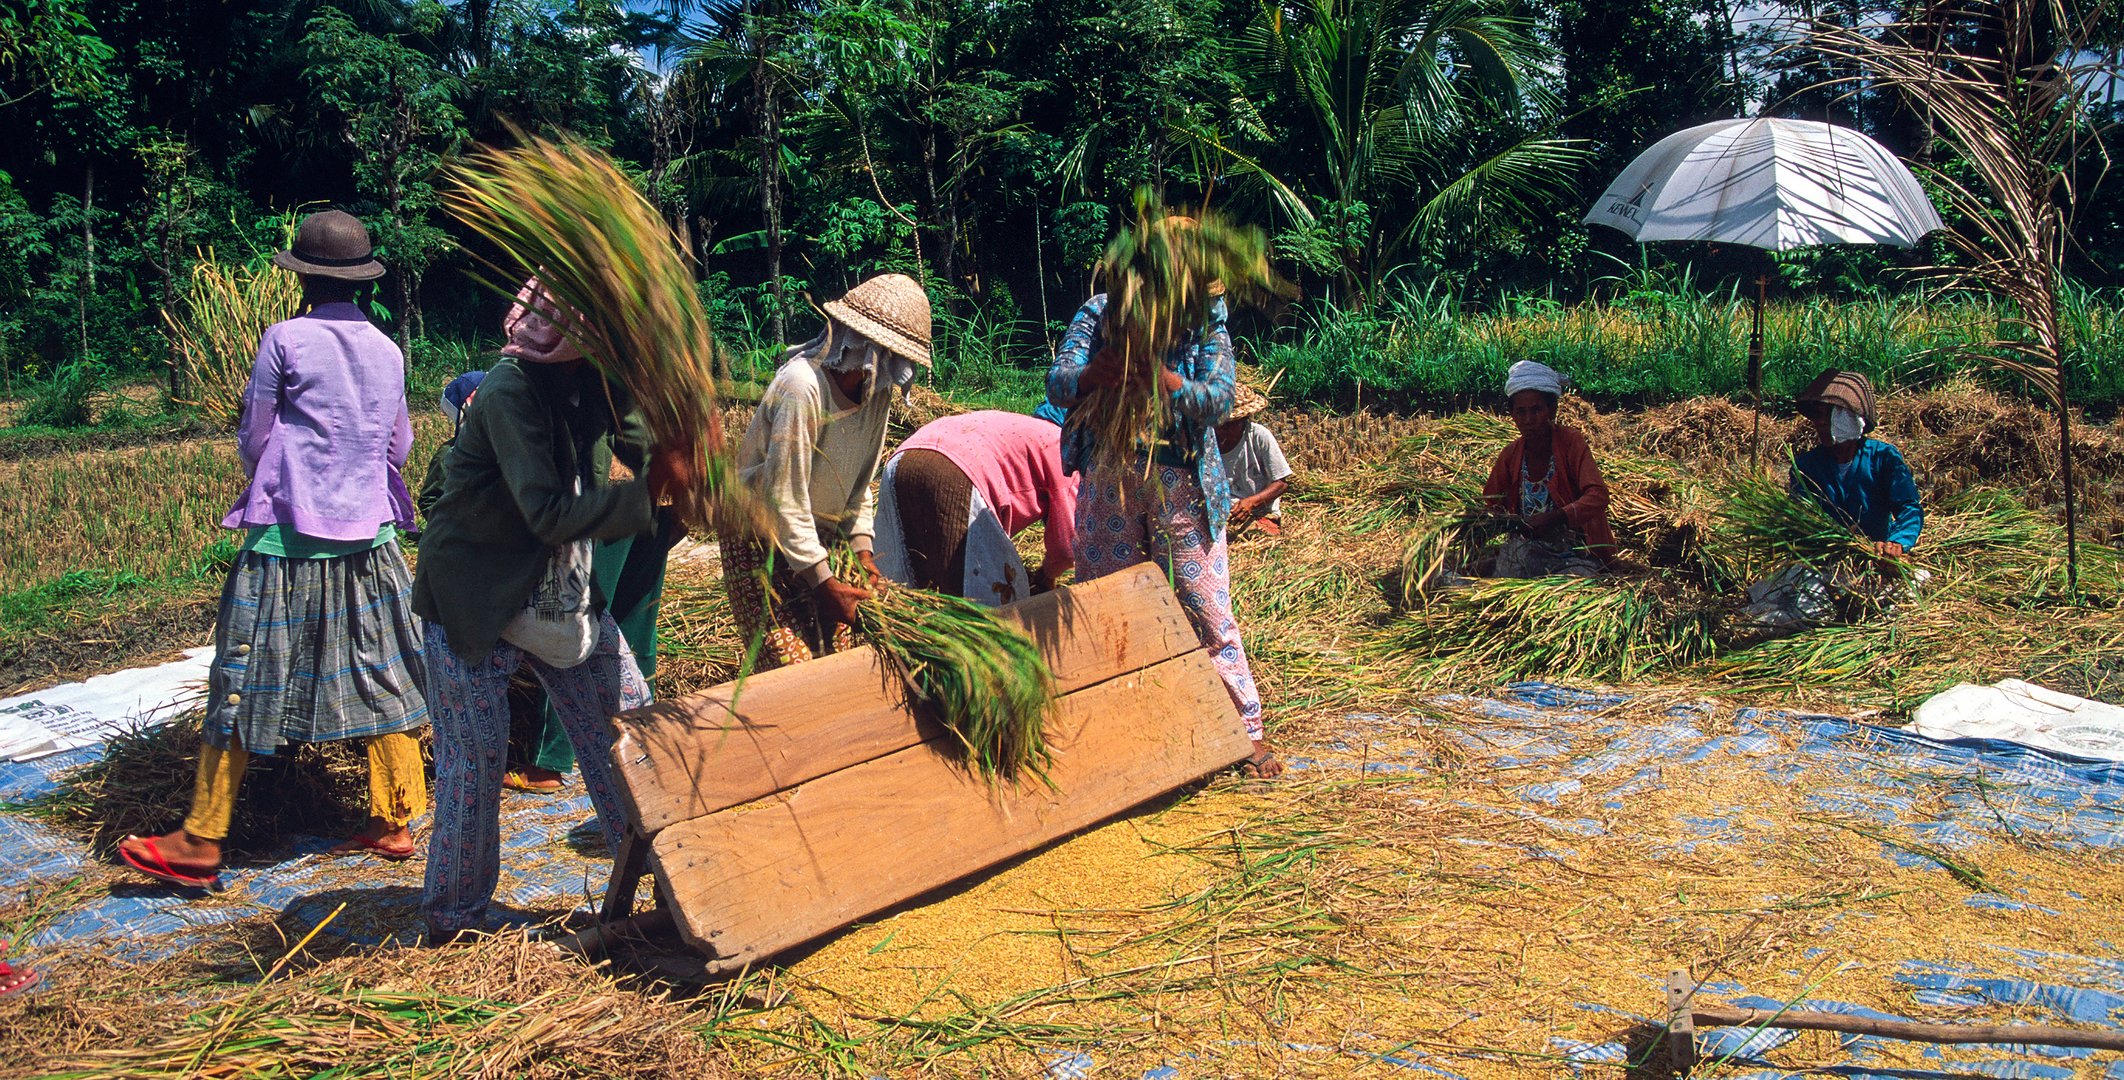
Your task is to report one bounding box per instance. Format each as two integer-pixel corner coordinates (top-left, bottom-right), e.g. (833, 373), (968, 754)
(1074, 464), (1264, 738)
(421, 615), (648, 939)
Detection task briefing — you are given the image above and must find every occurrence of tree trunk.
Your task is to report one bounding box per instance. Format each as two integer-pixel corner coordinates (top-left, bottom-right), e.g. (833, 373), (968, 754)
(80, 163), (95, 361)
(752, 14), (786, 345)
(922, 121), (945, 288)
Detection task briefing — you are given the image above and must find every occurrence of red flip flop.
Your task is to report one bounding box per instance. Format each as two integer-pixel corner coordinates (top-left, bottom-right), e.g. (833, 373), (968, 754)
(0, 960), (40, 995)
(328, 833), (417, 861)
(117, 836), (219, 888)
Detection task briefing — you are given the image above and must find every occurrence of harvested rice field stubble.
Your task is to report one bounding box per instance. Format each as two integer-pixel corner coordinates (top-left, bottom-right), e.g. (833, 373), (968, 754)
(0, 412), (454, 692)
(7, 388), (2124, 1077)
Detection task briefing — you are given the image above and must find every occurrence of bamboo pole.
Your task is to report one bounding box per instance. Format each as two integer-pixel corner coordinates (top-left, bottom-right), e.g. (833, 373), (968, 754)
(1689, 1004), (2124, 1051)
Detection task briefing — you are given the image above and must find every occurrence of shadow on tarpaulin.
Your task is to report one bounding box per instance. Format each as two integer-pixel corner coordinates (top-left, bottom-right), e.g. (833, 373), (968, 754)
(0, 743), (612, 959)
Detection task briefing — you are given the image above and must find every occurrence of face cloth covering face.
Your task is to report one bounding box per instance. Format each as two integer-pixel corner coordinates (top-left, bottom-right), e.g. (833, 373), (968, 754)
(1829, 406), (1866, 444)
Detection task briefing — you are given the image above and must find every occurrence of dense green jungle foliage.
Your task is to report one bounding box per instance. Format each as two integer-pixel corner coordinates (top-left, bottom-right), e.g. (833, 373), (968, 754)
(7, 0), (2124, 416)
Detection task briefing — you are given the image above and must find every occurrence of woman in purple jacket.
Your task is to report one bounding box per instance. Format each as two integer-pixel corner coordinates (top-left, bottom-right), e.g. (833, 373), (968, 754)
(119, 211), (430, 887)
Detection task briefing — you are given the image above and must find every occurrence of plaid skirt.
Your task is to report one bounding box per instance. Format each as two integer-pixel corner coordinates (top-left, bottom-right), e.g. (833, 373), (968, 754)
(202, 541), (429, 755)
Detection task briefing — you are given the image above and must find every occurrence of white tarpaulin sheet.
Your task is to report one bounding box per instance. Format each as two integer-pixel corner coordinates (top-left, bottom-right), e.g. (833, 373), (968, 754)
(0, 646), (213, 762)
(1911, 678), (2124, 763)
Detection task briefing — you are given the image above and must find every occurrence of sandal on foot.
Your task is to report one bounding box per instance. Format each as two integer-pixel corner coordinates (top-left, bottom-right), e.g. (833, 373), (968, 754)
(117, 836), (219, 888)
(1237, 749), (1284, 779)
(502, 769), (564, 794)
(328, 833), (417, 861)
(0, 961), (39, 995)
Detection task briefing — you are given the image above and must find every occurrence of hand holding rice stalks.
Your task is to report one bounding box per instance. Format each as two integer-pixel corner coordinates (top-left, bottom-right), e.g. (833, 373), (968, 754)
(443, 132), (759, 533)
(836, 554), (1057, 782)
(1067, 193), (1278, 482)
(166, 237), (304, 428)
(1717, 473), (1887, 583)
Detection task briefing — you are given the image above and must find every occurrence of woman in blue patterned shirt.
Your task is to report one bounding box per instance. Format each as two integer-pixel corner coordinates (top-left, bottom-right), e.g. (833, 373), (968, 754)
(1046, 229), (1281, 778)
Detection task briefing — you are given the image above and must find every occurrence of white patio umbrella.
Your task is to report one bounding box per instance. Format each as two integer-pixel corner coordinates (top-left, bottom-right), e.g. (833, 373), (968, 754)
(1584, 117), (1943, 461)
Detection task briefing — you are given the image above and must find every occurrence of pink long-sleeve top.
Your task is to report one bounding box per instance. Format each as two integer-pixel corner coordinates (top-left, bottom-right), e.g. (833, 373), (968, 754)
(896, 410), (1079, 573)
(221, 303), (416, 541)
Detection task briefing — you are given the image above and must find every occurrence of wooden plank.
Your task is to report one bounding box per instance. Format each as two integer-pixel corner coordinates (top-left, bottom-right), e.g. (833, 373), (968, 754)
(608, 561), (1201, 834)
(648, 650), (1252, 969)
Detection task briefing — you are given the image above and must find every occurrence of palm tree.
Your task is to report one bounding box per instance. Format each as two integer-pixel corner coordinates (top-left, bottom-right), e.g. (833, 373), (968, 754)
(1222, 0), (1589, 303)
(1810, 0), (2121, 590)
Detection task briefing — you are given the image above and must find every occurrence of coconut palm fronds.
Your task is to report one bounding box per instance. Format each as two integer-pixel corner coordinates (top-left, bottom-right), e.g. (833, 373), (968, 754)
(167, 241), (303, 429)
(1068, 193), (1279, 483)
(442, 132), (757, 533)
(835, 555), (1057, 782)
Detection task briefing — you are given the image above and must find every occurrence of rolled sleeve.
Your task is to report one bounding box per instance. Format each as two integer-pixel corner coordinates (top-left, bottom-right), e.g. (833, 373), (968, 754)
(1882, 446), (1924, 549)
(1168, 302), (1236, 427)
(1046, 296), (1106, 410)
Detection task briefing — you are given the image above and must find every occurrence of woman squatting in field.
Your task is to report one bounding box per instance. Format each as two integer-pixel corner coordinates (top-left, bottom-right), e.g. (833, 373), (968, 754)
(1481, 360), (1618, 578)
(118, 210), (431, 887)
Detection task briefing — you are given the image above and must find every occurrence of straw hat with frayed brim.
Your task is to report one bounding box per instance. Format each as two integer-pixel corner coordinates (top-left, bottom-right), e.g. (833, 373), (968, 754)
(1795, 368), (1878, 432)
(270, 210), (386, 282)
(823, 273), (933, 367)
(1230, 382), (1269, 421)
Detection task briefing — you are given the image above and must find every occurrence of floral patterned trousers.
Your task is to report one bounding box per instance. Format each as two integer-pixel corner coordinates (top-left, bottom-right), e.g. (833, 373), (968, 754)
(1073, 464), (1264, 739)
(421, 614), (648, 940)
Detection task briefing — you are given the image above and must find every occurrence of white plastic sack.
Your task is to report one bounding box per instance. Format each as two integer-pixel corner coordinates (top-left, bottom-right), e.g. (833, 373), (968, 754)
(1910, 679), (2124, 762)
(0, 646), (213, 761)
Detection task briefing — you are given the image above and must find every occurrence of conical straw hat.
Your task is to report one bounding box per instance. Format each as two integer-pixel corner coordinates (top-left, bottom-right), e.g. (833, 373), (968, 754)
(823, 273), (933, 368)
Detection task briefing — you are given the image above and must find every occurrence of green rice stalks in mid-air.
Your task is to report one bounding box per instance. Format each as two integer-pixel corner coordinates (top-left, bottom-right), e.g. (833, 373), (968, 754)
(166, 232), (303, 429)
(1065, 192), (1278, 485)
(836, 554), (1057, 782)
(1383, 575), (1722, 684)
(443, 131), (762, 535)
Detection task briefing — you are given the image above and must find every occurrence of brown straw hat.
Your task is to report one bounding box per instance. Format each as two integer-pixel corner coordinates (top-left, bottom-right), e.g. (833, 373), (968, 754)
(823, 273), (932, 368)
(1230, 382), (1269, 421)
(271, 210), (386, 281)
(1795, 368), (1878, 432)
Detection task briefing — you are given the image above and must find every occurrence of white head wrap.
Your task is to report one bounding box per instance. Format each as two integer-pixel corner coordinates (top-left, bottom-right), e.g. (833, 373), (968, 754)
(788, 321), (919, 400)
(1505, 360), (1570, 400)
(1828, 406), (1866, 445)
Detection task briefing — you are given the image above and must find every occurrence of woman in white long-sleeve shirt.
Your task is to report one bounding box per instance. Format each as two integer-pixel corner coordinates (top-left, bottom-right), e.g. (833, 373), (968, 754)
(719, 273), (933, 669)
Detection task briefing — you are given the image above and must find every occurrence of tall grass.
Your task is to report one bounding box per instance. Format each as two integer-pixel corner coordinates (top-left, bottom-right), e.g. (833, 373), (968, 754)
(166, 238), (304, 429)
(1259, 286), (2124, 407)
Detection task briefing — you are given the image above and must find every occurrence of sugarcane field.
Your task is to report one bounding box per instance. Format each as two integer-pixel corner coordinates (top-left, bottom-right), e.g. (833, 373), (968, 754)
(9, 0), (2124, 1076)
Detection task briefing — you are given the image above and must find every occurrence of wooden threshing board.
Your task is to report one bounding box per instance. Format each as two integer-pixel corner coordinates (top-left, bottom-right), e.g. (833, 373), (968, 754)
(593, 561), (1255, 970)
(608, 561), (1203, 835)
(651, 649), (1251, 969)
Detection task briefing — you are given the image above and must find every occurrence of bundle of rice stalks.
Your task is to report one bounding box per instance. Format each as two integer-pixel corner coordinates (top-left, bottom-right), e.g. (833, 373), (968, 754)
(836, 554), (1057, 781)
(1064, 194), (1278, 483)
(18, 713), (371, 856)
(1382, 575), (1722, 684)
(166, 237), (303, 428)
(1396, 493), (1512, 608)
(444, 132), (758, 534)
(1717, 472), (1882, 584)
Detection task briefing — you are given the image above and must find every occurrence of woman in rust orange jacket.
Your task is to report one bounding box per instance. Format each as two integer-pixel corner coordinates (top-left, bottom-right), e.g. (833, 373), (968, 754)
(1480, 361), (1616, 577)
